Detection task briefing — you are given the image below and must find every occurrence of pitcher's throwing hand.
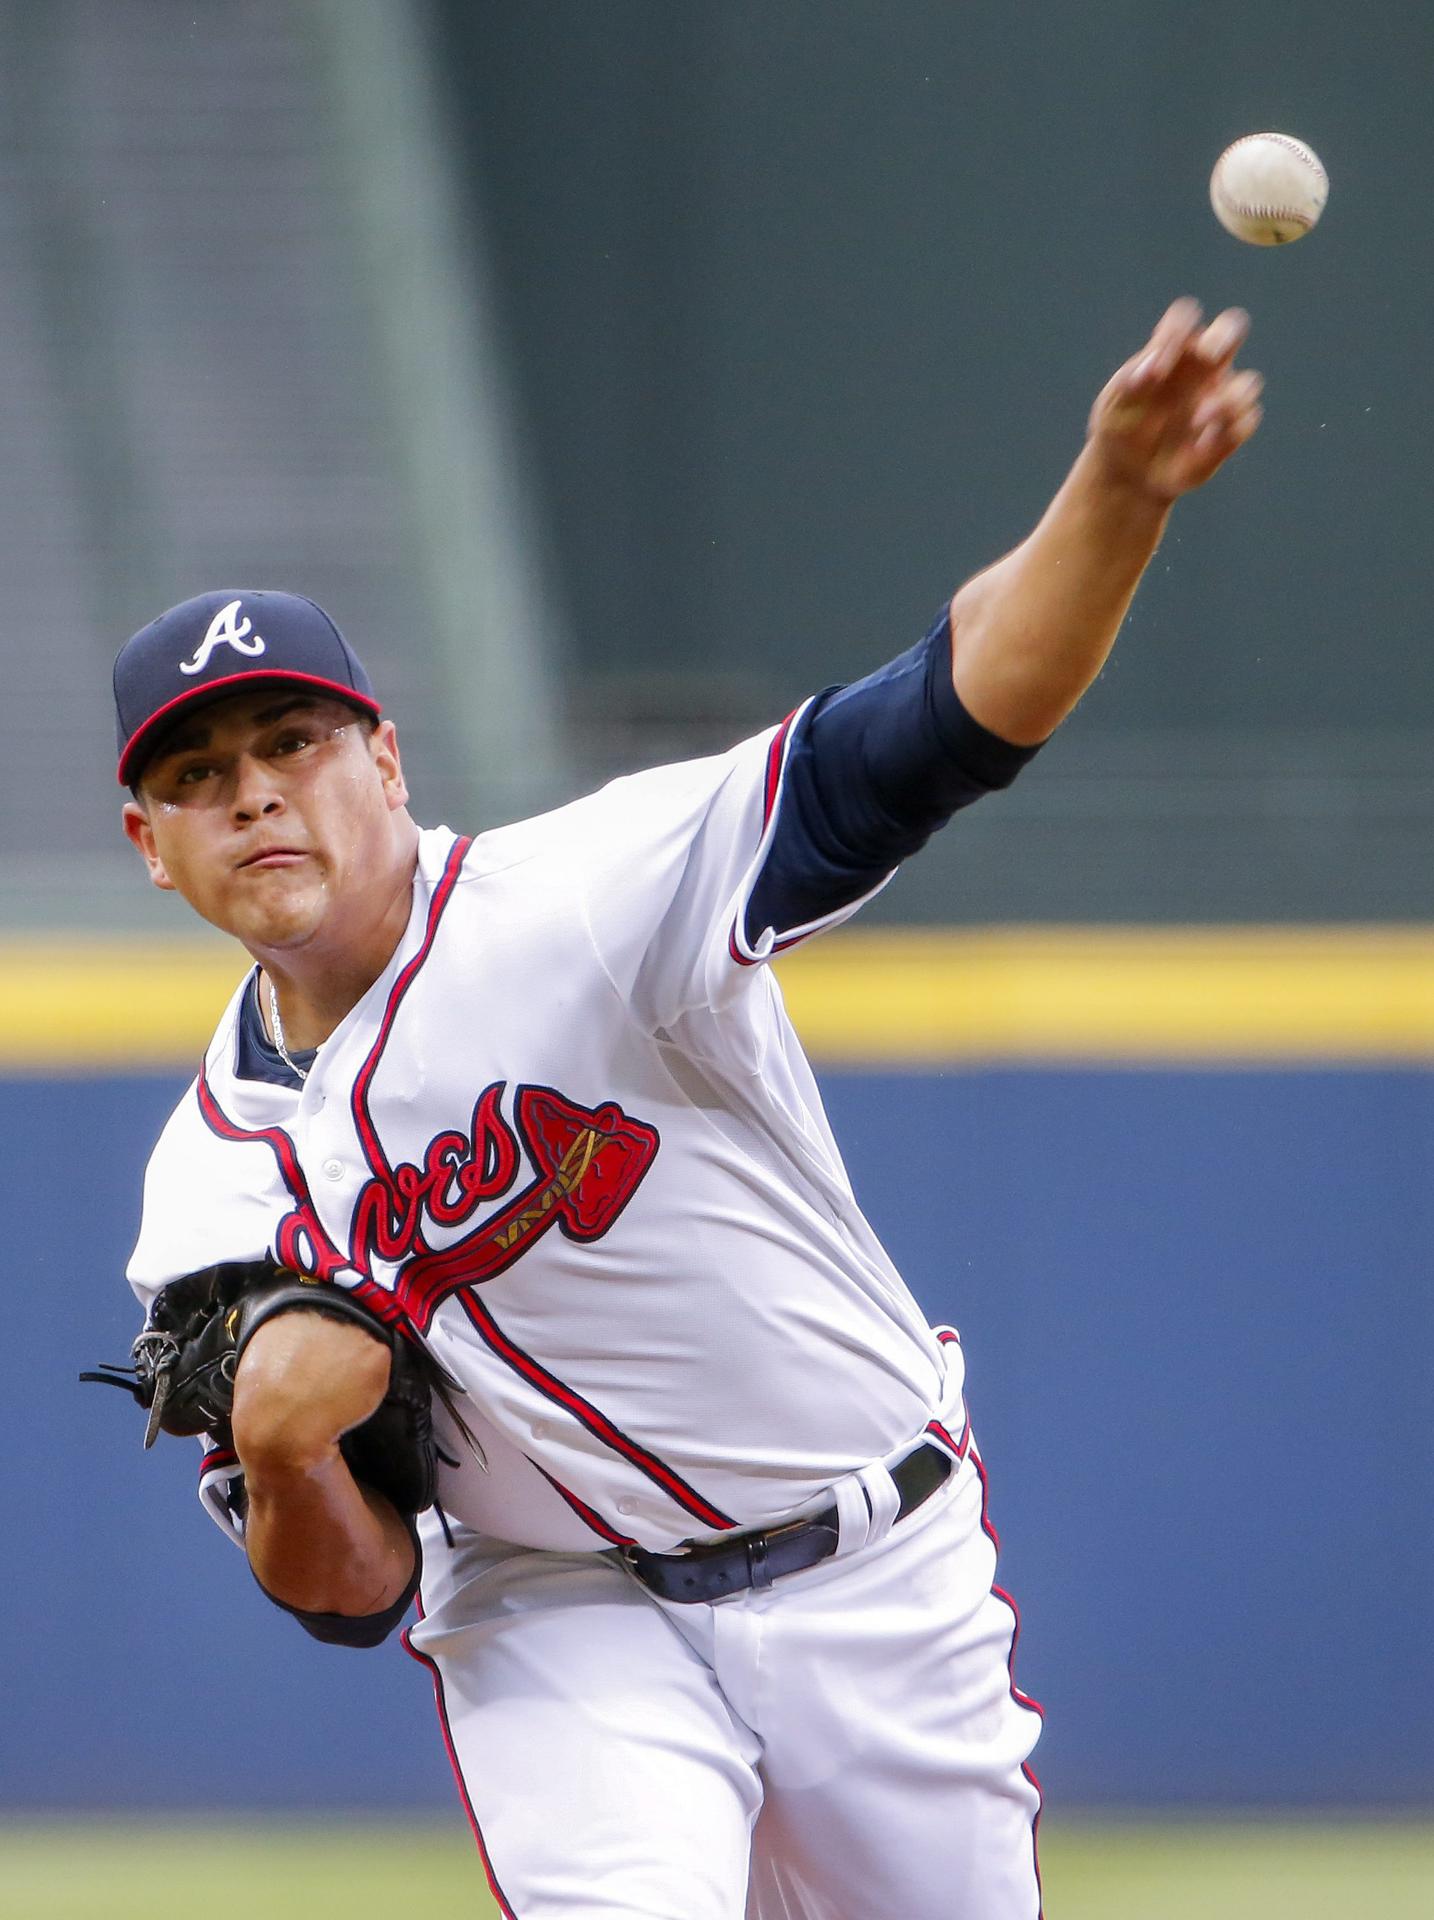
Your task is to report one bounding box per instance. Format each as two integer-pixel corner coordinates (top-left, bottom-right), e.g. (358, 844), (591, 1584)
(1089, 298), (1263, 500)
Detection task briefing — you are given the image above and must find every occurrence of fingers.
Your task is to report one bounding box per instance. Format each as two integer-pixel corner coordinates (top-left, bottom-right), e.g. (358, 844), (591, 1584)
(1194, 306), (1249, 369)
(1128, 298), (1203, 389)
(1187, 368), (1265, 476)
(1188, 411), (1257, 476)
(1128, 301), (1251, 393)
(1192, 366), (1263, 432)
(1089, 298), (1264, 495)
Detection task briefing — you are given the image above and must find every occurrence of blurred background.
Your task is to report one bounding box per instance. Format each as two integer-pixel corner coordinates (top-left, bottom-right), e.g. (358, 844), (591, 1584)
(3, 1), (1431, 1913)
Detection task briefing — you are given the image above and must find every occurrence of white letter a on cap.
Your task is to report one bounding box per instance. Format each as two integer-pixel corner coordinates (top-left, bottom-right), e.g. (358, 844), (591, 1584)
(179, 599), (266, 675)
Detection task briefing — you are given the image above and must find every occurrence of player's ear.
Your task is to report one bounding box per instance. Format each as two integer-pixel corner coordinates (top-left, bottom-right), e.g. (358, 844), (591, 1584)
(121, 798), (178, 891)
(370, 720), (409, 812)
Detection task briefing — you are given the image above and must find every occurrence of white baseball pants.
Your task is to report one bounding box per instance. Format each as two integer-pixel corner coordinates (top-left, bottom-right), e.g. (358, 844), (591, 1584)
(406, 1445), (1043, 1919)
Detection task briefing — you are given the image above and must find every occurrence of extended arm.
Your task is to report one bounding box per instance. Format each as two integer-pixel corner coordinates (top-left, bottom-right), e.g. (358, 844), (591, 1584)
(232, 1312), (417, 1630)
(949, 298), (1263, 744)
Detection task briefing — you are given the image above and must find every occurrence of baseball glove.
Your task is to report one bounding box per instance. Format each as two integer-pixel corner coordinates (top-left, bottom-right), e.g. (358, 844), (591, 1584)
(82, 1259), (461, 1518)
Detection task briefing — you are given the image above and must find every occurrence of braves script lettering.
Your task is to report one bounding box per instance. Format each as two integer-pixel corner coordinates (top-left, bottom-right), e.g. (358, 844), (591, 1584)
(272, 1083), (659, 1330)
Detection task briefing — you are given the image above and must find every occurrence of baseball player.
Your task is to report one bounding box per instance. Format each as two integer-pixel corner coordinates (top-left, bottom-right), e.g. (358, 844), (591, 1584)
(107, 299), (1260, 1918)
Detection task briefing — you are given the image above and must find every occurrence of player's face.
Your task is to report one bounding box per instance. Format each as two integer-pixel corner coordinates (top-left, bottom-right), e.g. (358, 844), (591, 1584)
(120, 690), (413, 953)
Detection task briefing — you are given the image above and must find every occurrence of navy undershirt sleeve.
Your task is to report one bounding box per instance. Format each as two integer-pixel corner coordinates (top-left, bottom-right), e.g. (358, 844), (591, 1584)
(743, 609), (1045, 943)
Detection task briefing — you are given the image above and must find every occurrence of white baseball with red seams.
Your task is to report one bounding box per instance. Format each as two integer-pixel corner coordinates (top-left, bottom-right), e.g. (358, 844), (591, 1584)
(1209, 132), (1328, 246)
(131, 728), (1043, 1918)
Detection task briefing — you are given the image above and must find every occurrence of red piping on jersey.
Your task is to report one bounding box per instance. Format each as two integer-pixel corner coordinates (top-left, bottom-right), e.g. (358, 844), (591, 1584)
(350, 834), (473, 1191)
(403, 1607), (520, 1920)
(925, 1415), (971, 1463)
(727, 699), (878, 967)
(195, 1066), (351, 1282)
(728, 707), (801, 968)
(456, 1287), (737, 1533)
(761, 708), (795, 824)
(728, 921), (818, 967)
(970, 1445), (1046, 1919)
(195, 1067), (408, 1333)
(199, 1446), (238, 1478)
(530, 1461), (638, 1549)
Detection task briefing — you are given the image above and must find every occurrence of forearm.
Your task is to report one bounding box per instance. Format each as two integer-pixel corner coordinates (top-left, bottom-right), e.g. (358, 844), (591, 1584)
(948, 440), (1170, 747)
(231, 1309), (414, 1618)
(241, 1442), (416, 1617)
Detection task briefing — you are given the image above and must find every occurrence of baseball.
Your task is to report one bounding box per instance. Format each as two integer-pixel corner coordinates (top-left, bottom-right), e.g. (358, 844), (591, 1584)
(1209, 132), (1328, 245)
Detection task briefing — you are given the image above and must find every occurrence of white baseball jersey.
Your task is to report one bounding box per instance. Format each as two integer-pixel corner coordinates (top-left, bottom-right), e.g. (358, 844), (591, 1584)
(129, 717), (962, 1555)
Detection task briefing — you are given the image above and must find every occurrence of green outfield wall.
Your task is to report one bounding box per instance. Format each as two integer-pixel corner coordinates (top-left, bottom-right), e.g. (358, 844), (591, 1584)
(429, 0), (1434, 924)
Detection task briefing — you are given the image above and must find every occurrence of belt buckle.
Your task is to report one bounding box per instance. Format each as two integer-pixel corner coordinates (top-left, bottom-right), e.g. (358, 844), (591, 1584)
(744, 1534), (772, 1590)
(623, 1500), (842, 1603)
(741, 1508), (834, 1590)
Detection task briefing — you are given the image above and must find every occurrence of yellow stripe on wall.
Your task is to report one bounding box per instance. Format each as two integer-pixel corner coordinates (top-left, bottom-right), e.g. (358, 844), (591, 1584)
(0, 941), (247, 1068)
(2, 928), (1434, 1069)
(777, 928), (1434, 1063)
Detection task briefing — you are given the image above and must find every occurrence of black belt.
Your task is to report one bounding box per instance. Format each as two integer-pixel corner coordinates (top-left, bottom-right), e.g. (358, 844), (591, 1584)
(622, 1438), (954, 1605)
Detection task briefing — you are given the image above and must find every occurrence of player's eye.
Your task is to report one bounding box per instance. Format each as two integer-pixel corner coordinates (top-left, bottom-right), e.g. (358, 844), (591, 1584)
(270, 724), (321, 758)
(174, 761), (218, 786)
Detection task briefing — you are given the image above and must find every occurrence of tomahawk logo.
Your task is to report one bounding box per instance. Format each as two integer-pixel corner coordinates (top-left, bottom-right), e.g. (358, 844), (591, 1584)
(179, 599), (266, 676)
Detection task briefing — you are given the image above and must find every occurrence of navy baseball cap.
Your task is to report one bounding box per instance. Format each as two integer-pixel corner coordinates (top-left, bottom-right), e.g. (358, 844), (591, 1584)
(114, 588), (381, 785)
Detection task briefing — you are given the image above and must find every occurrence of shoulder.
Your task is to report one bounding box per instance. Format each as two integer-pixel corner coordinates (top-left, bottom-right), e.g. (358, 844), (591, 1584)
(449, 732), (783, 882)
(126, 1080), (232, 1307)
(126, 972), (277, 1305)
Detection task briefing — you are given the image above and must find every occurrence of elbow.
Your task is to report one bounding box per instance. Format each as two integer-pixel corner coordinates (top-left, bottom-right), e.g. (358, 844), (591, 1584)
(948, 589), (1072, 748)
(252, 1524), (421, 1649)
(251, 1503), (422, 1647)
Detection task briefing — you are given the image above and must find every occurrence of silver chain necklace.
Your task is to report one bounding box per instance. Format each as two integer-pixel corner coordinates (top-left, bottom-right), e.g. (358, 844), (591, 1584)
(267, 979), (309, 1083)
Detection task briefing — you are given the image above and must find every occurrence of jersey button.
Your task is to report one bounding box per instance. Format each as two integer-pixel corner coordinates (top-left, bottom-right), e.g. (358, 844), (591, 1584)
(616, 1498), (639, 1516)
(531, 1420), (552, 1441)
(321, 1157), (345, 1181)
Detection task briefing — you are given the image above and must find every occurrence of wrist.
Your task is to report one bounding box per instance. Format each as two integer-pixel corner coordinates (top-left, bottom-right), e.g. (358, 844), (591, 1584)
(1073, 438), (1180, 519)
